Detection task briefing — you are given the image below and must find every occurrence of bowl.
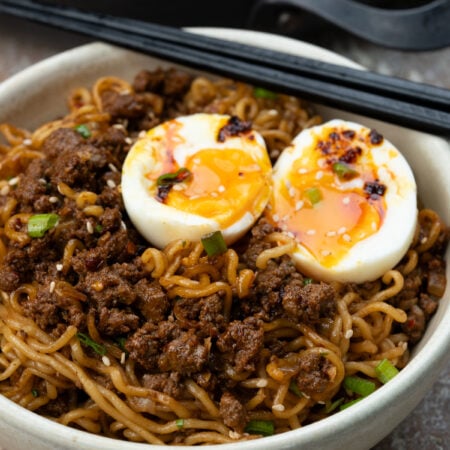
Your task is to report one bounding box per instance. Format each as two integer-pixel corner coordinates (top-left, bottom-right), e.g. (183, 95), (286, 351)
(0, 29), (448, 450)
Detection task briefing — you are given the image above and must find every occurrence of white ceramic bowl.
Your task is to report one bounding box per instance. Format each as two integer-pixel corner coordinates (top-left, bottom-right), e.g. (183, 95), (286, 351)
(0, 29), (448, 450)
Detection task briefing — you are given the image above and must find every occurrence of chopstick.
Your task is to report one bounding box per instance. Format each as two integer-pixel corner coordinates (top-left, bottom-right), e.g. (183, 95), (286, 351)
(1, 0), (450, 136)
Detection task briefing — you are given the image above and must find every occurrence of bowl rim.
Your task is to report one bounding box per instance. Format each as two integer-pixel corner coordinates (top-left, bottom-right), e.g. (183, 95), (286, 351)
(0, 29), (449, 450)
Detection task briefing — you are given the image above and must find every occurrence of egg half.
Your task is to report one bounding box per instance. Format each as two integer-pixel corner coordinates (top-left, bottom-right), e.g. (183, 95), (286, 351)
(266, 119), (417, 283)
(122, 113), (272, 248)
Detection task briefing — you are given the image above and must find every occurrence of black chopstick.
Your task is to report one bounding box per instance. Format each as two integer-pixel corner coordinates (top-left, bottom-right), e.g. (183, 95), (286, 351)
(1, 0), (450, 136)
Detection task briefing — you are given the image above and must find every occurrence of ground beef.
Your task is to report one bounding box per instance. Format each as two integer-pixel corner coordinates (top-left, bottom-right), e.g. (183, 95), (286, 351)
(293, 352), (335, 396)
(142, 372), (184, 399)
(134, 278), (169, 322)
(97, 306), (139, 336)
(219, 392), (248, 433)
(402, 304), (426, 343)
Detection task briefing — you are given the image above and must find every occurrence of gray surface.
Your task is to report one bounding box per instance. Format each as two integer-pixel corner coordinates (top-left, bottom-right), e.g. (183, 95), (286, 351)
(0, 13), (449, 450)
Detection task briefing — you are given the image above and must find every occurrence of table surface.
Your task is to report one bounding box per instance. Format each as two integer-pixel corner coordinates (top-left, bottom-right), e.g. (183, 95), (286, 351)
(0, 12), (449, 450)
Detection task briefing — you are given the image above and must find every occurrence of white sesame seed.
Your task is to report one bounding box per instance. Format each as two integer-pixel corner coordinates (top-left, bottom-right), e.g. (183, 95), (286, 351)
(211, 192), (218, 197)
(306, 229), (316, 235)
(138, 130), (146, 138)
(343, 234), (352, 242)
(342, 196), (350, 205)
(298, 168), (308, 175)
(218, 185), (225, 193)
(256, 379), (268, 388)
(120, 352), (126, 364)
(22, 139), (32, 146)
(402, 342), (408, 350)
(112, 123), (125, 130)
(108, 163), (119, 173)
(49, 196), (59, 203)
(229, 431), (241, 440)
(315, 170), (324, 180)
(372, 221), (377, 231)
(289, 187), (296, 198)
(172, 184), (184, 191)
(420, 237), (428, 244)
(295, 200), (304, 211)
(326, 231), (337, 237)
(272, 404), (285, 412)
(0, 185), (10, 196)
(338, 227), (347, 235)
(193, 158), (201, 165)
(38, 178), (47, 185)
(124, 137), (133, 145)
(317, 401), (326, 405)
(321, 250), (331, 256)
(317, 158), (327, 168)
(272, 214), (280, 222)
(121, 221), (127, 230)
(56, 263), (63, 271)
(86, 221), (94, 234)
(106, 179), (117, 188)
(268, 109), (278, 116)
(285, 179), (292, 189)
(345, 329), (354, 339)
(49, 281), (56, 293)
(102, 356), (111, 366)
(8, 176), (19, 186)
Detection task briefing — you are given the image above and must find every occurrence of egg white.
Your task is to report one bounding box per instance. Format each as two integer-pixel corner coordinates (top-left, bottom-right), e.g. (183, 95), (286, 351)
(121, 113), (272, 249)
(268, 119), (418, 283)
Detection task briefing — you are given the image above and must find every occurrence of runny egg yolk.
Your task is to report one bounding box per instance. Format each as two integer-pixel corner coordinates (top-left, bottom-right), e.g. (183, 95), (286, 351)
(266, 119), (417, 283)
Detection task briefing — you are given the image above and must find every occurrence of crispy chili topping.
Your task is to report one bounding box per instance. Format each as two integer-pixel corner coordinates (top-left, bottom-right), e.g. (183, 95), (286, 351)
(338, 146), (362, 164)
(364, 180), (386, 199)
(156, 168), (191, 203)
(217, 116), (252, 142)
(369, 129), (384, 145)
(328, 131), (340, 141)
(342, 129), (356, 140)
(317, 140), (331, 154)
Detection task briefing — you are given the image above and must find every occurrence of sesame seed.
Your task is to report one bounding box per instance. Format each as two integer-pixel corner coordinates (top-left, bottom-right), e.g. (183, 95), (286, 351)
(326, 230), (337, 237)
(56, 263), (63, 271)
(120, 352), (126, 364)
(49, 196), (59, 203)
(402, 342), (408, 350)
(49, 281), (56, 293)
(138, 130), (146, 138)
(321, 250), (331, 256)
(372, 221), (377, 231)
(112, 123), (125, 130)
(338, 227), (347, 235)
(317, 158), (327, 168)
(256, 379), (268, 388)
(272, 404), (285, 412)
(343, 234), (352, 242)
(193, 158), (201, 164)
(8, 177), (19, 186)
(420, 237), (428, 244)
(289, 187), (296, 198)
(315, 170), (324, 180)
(211, 192), (218, 197)
(295, 200), (304, 211)
(121, 221), (127, 230)
(285, 179), (292, 189)
(218, 185), (225, 193)
(306, 229), (316, 235)
(229, 431), (241, 440)
(317, 401), (326, 405)
(102, 356), (111, 367)
(106, 179), (116, 188)
(22, 139), (32, 146)
(108, 163), (119, 173)
(298, 168), (308, 174)
(172, 184), (184, 191)
(124, 137), (132, 145)
(0, 185), (10, 196)
(272, 214), (280, 222)
(345, 330), (353, 339)
(268, 109), (278, 116)
(342, 196), (350, 205)
(86, 221), (94, 234)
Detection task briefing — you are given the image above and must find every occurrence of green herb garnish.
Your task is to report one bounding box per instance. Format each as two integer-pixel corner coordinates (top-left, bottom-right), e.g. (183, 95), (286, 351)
(289, 380), (303, 397)
(325, 397), (344, 413)
(74, 124), (91, 139)
(31, 389), (40, 398)
(27, 213), (59, 238)
(156, 167), (191, 186)
(94, 224), (103, 234)
(201, 230), (228, 256)
(176, 418), (185, 429)
(339, 397), (363, 410)
(303, 277), (313, 285)
(375, 359), (399, 384)
(305, 187), (322, 205)
(253, 87), (278, 100)
(332, 162), (359, 181)
(343, 375), (376, 397)
(77, 332), (107, 356)
(244, 420), (275, 436)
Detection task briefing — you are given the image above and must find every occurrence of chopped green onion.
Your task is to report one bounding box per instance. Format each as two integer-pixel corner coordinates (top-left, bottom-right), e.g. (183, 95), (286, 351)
(31, 389), (39, 398)
(116, 337), (127, 352)
(289, 380), (303, 397)
(339, 398), (363, 410)
(74, 124), (91, 139)
(343, 375), (376, 397)
(94, 224), (103, 234)
(325, 397), (344, 413)
(305, 187), (322, 205)
(375, 359), (399, 384)
(157, 167), (191, 186)
(201, 230), (228, 256)
(27, 213), (59, 238)
(244, 420), (275, 436)
(77, 332), (107, 356)
(332, 162), (359, 181)
(253, 87), (278, 100)
(303, 277), (313, 285)
(176, 418), (184, 429)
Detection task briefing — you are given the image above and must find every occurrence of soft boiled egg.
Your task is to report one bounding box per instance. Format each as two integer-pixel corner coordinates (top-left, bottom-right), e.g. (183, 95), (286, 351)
(121, 113), (272, 248)
(266, 119), (417, 283)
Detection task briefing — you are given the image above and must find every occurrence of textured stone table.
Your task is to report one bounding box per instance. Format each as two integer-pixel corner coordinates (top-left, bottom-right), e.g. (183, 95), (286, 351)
(0, 12), (449, 450)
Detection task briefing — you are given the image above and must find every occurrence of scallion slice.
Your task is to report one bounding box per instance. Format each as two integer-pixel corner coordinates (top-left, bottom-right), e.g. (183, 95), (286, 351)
(325, 397), (344, 413)
(375, 359), (399, 384)
(339, 398), (363, 410)
(27, 213), (59, 238)
(253, 87), (278, 100)
(305, 187), (322, 205)
(332, 162), (359, 181)
(201, 230), (227, 256)
(289, 380), (303, 397)
(74, 124), (91, 139)
(176, 418), (184, 429)
(156, 167), (191, 186)
(343, 375), (376, 397)
(77, 332), (107, 356)
(244, 420), (275, 437)
(31, 389), (40, 398)
(303, 277), (313, 285)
